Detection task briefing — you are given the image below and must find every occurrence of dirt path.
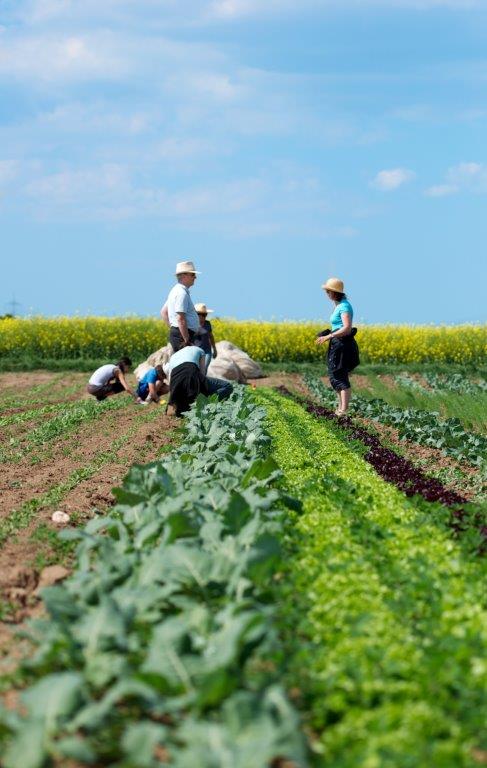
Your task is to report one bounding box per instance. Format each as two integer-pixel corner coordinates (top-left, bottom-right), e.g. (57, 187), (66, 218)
(0, 372), (177, 630)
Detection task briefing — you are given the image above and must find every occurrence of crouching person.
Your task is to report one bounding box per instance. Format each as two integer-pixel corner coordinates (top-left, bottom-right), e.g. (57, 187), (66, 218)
(87, 357), (134, 401)
(136, 365), (169, 405)
(166, 345), (233, 417)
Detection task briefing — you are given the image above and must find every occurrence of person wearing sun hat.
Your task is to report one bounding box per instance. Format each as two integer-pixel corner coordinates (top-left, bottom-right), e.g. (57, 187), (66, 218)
(194, 303), (218, 373)
(160, 261), (200, 352)
(316, 277), (359, 416)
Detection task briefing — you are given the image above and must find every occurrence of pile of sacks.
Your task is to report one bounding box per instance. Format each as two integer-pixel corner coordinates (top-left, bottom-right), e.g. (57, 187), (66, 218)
(134, 340), (263, 384)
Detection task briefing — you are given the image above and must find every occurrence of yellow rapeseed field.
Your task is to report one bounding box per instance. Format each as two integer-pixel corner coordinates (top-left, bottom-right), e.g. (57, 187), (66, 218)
(0, 317), (486, 364)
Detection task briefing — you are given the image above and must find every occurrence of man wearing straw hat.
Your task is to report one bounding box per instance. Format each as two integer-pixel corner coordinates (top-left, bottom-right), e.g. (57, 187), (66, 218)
(161, 261), (200, 352)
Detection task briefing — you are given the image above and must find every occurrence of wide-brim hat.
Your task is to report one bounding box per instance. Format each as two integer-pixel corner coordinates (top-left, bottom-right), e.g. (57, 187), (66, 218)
(322, 277), (344, 293)
(175, 260), (201, 275)
(194, 303), (214, 314)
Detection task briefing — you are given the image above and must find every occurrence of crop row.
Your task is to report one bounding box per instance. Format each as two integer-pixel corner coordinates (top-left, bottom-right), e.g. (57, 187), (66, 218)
(305, 375), (487, 467)
(0, 404), (168, 550)
(1, 317), (486, 363)
(1, 397), (129, 464)
(277, 386), (486, 551)
(0, 375), (69, 414)
(256, 388), (487, 767)
(396, 372), (487, 395)
(0, 389), (306, 768)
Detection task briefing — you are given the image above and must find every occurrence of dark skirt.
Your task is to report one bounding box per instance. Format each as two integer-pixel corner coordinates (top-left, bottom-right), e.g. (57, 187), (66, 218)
(327, 334), (360, 374)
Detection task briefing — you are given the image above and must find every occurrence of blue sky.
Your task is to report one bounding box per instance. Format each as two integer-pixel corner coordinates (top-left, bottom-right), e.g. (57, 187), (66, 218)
(1, 0), (486, 323)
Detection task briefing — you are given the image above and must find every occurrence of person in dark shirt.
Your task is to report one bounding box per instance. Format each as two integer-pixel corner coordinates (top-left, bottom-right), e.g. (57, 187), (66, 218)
(194, 303), (218, 373)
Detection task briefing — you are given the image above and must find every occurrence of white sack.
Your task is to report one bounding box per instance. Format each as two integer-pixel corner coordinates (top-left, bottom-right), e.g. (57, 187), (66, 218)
(207, 355), (245, 383)
(135, 344), (173, 381)
(214, 341), (263, 379)
(147, 344), (173, 368)
(134, 361), (152, 381)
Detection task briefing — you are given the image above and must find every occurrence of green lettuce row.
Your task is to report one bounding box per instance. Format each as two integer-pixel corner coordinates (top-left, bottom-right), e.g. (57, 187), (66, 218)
(0, 389), (307, 768)
(255, 388), (487, 768)
(304, 374), (487, 467)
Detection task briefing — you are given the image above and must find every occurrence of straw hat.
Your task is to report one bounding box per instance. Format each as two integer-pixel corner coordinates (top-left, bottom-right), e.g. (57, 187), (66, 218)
(175, 260), (201, 275)
(194, 303), (214, 314)
(322, 277), (344, 293)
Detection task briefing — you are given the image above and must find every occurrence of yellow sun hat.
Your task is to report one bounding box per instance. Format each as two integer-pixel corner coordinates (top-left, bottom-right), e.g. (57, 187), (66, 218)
(322, 277), (344, 293)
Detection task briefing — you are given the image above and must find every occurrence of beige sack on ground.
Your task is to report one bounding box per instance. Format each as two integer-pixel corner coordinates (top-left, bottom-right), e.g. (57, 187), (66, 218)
(134, 344), (173, 381)
(214, 341), (263, 379)
(207, 355), (245, 383)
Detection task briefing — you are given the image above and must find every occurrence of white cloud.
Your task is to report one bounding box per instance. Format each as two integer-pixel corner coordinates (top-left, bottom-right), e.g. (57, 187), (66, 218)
(208, 0), (481, 20)
(11, 0), (482, 31)
(424, 184), (457, 197)
(0, 33), (128, 83)
(164, 71), (246, 103)
(19, 160), (341, 237)
(447, 161), (482, 184)
(371, 168), (415, 191)
(0, 28), (222, 85)
(25, 164), (130, 203)
(39, 102), (151, 135)
(425, 161), (487, 197)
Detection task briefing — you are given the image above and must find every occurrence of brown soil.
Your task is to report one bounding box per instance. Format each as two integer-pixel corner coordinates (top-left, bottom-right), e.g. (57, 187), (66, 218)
(0, 372), (177, 635)
(350, 374), (370, 390)
(0, 371), (58, 393)
(252, 373), (311, 398)
(0, 404), (151, 519)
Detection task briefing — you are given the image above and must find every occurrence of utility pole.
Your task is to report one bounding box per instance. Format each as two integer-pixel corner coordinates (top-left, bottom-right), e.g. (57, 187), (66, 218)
(6, 295), (21, 316)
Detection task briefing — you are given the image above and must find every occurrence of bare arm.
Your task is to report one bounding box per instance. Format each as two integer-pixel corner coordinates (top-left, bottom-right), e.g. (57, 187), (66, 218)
(148, 382), (159, 402)
(209, 331), (217, 357)
(331, 312), (352, 338)
(160, 304), (170, 326)
(199, 355), (206, 375)
(115, 369), (135, 396)
(316, 313), (352, 345)
(177, 313), (190, 345)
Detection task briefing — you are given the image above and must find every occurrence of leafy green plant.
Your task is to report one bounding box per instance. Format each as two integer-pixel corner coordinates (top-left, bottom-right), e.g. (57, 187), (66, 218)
(305, 374), (487, 467)
(0, 389), (307, 767)
(256, 388), (487, 767)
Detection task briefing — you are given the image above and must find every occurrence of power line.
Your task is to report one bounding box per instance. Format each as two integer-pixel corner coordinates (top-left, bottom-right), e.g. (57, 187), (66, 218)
(5, 295), (21, 316)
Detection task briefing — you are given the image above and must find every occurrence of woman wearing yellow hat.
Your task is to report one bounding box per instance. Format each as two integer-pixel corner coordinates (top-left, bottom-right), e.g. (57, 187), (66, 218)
(316, 278), (359, 416)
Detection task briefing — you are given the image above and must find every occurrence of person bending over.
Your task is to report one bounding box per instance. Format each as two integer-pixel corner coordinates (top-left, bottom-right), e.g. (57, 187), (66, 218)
(87, 357), (134, 401)
(165, 345), (233, 417)
(136, 365), (169, 405)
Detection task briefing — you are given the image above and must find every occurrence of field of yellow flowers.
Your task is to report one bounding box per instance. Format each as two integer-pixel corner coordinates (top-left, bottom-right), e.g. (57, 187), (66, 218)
(0, 317), (486, 364)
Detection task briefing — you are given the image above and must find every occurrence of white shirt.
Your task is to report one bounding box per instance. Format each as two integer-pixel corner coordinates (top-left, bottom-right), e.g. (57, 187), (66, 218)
(164, 283), (199, 332)
(89, 364), (117, 387)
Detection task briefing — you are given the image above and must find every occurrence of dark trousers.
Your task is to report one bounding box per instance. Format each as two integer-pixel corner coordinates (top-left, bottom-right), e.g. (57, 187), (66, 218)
(329, 369), (351, 392)
(87, 380), (124, 401)
(206, 377), (233, 400)
(169, 327), (196, 352)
